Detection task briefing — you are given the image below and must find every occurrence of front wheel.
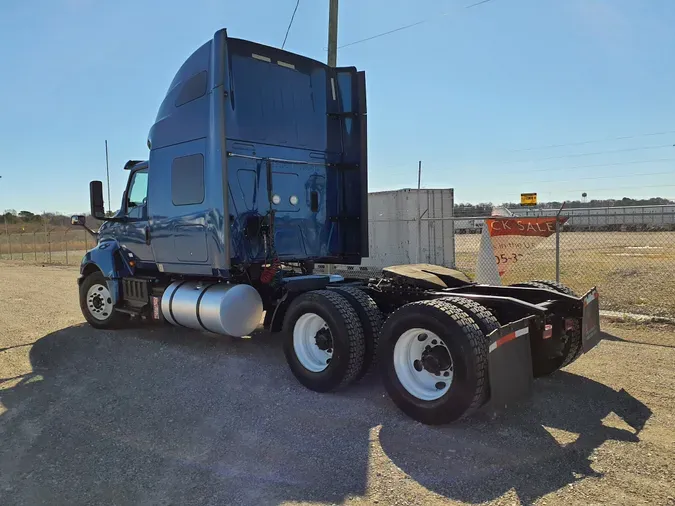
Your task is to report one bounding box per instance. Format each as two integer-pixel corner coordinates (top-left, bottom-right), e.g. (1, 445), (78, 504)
(79, 271), (127, 329)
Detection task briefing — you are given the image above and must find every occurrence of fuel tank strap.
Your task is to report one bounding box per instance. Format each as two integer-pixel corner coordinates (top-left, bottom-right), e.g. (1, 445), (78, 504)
(195, 283), (216, 332)
(168, 280), (189, 327)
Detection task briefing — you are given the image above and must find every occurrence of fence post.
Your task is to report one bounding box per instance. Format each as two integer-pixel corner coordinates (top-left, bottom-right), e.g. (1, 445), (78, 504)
(48, 232), (52, 264)
(33, 232), (37, 262)
(8, 234), (12, 260)
(65, 231), (69, 265)
(555, 202), (566, 283)
(555, 219), (560, 283)
(20, 233), (24, 260)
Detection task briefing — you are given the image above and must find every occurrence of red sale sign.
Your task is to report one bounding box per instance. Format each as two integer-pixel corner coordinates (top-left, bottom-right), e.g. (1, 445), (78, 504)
(475, 216), (567, 283)
(486, 217), (561, 237)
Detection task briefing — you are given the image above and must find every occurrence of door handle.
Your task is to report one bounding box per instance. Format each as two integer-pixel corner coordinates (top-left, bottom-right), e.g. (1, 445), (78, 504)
(145, 226), (151, 245)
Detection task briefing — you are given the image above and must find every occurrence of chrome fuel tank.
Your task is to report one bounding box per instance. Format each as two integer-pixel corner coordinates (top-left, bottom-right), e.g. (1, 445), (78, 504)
(161, 281), (263, 337)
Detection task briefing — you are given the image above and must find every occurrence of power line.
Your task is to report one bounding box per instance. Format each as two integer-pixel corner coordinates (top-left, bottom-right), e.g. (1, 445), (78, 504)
(457, 169), (675, 190)
(281, 0), (301, 50)
(473, 143), (674, 167)
(377, 144), (674, 177)
(338, 0), (497, 50)
(507, 156), (675, 176)
(560, 183), (675, 195)
(508, 129), (675, 153)
(552, 170), (673, 184)
(379, 156), (675, 179)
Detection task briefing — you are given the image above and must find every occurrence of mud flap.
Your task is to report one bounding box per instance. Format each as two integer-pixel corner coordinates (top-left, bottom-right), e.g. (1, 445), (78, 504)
(486, 317), (535, 410)
(581, 287), (601, 353)
(151, 296), (163, 321)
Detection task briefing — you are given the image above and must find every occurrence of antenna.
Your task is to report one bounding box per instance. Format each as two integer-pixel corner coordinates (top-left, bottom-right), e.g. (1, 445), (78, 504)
(105, 140), (111, 214)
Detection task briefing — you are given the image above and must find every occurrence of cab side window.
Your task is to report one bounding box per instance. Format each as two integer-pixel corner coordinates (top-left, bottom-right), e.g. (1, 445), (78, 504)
(127, 169), (148, 218)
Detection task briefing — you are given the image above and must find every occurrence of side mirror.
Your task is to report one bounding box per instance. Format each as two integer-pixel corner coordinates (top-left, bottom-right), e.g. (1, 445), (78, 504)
(71, 215), (86, 226)
(90, 181), (105, 219)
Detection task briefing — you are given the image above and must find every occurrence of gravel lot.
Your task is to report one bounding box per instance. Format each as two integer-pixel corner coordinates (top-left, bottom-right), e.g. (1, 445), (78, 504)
(1, 262), (674, 506)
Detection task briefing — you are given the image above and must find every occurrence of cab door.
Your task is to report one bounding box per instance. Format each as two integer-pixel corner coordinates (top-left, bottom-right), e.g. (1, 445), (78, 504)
(118, 168), (154, 262)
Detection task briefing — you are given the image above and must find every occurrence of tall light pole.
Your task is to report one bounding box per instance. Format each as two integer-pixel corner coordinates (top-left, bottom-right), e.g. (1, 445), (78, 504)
(105, 140), (111, 215)
(327, 0), (339, 67)
(0, 176), (6, 234)
(1, 176), (8, 258)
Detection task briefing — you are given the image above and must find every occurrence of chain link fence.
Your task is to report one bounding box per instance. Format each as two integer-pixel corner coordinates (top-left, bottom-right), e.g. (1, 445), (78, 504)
(558, 213), (675, 320)
(0, 228), (92, 266)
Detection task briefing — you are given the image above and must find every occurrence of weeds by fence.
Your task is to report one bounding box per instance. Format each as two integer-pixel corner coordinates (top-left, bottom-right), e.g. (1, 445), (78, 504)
(454, 225), (675, 319)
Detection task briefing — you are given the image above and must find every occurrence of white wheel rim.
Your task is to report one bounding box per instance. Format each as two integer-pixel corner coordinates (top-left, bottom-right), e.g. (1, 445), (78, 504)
(393, 328), (453, 401)
(293, 313), (333, 373)
(86, 283), (113, 321)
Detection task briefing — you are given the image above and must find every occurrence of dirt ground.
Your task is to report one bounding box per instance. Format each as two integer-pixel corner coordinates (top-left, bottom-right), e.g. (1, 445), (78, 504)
(1, 262), (674, 506)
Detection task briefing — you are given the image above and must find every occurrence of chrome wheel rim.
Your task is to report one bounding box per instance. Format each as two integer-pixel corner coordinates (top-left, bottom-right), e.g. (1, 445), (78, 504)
(293, 313), (333, 373)
(86, 283), (113, 321)
(393, 328), (453, 401)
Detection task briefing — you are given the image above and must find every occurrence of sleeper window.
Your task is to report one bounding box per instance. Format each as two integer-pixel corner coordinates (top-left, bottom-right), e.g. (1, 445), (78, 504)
(172, 154), (205, 206)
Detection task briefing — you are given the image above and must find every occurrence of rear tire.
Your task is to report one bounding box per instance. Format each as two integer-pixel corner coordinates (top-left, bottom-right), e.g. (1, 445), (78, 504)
(79, 271), (127, 329)
(441, 297), (500, 338)
(379, 300), (488, 425)
(282, 290), (366, 392)
(511, 280), (582, 376)
(330, 287), (383, 380)
(533, 281), (583, 368)
(441, 297), (500, 405)
(532, 280), (576, 297)
(511, 281), (553, 291)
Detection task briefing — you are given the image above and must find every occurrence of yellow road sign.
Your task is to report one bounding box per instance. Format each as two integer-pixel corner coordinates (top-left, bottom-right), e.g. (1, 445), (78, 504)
(520, 193), (537, 206)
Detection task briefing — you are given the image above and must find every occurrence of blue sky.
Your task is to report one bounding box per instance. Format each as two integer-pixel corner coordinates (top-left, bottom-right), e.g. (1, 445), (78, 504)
(0, 0), (673, 214)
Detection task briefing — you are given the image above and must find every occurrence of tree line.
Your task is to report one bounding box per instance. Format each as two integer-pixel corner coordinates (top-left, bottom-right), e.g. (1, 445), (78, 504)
(453, 197), (674, 217)
(4, 195), (673, 227)
(1, 210), (102, 232)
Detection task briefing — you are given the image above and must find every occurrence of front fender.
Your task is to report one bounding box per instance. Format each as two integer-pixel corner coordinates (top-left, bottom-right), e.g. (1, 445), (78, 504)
(78, 239), (133, 305)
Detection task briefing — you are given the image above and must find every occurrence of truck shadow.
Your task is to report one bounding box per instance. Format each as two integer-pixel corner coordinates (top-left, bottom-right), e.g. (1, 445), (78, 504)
(0, 325), (651, 506)
(378, 371), (651, 505)
(601, 329), (675, 349)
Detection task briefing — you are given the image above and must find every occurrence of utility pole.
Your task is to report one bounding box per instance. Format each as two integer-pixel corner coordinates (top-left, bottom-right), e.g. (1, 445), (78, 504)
(105, 140), (111, 215)
(325, 0), (339, 276)
(327, 0), (339, 67)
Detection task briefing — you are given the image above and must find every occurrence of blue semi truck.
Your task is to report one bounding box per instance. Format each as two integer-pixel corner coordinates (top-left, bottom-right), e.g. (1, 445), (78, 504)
(72, 29), (601, 424)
